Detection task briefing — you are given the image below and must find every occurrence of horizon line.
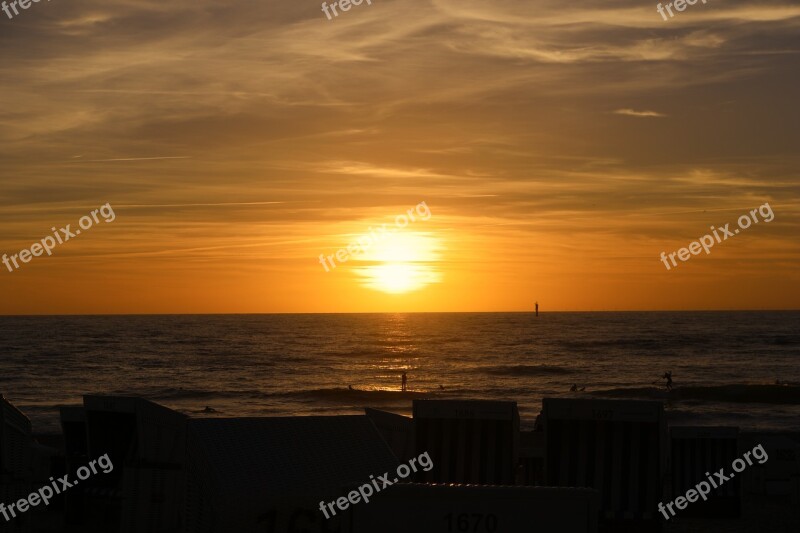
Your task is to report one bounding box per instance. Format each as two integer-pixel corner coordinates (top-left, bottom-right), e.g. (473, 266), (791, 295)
(2, 309), (799, 317)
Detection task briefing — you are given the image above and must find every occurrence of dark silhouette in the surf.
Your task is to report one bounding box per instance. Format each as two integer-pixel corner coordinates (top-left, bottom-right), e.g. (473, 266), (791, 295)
(401, 372), (408, 392)
(662, 371), (673, 391)
(348, 385), (354, 391)
(569, 384), (586, 392)
(535, 301), (539, 317)
(202, 406), (216, 413)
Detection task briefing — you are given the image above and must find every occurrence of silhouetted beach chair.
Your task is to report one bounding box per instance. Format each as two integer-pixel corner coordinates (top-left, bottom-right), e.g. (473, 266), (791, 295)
(670, 426), (741, 518)
(412, 399), (520, 485)
(542, 398), (667, 533)
(0, 395), (33, 533)
(184, 415), (398, 533)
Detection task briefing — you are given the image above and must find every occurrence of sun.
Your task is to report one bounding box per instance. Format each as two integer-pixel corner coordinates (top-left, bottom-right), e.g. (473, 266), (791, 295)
(353, 232), (442, 294)
(362, 262), (438, 294)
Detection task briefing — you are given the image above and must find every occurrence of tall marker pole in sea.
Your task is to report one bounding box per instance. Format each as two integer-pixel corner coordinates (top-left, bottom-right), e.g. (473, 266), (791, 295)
(535, 301), (539, 317)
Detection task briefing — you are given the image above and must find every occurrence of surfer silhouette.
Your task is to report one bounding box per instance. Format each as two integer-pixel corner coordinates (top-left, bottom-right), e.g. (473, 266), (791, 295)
(401, 372), (407, 392)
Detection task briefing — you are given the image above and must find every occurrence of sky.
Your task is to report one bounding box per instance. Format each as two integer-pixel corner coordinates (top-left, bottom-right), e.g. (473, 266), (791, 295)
(1, 0), (799, 314)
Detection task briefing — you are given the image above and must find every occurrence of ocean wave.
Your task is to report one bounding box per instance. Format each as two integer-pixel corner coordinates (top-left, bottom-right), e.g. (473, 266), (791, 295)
(280, 387), (433, 402)
(478, 364), (577, 376)
(147, 388), (222, 400)
(592, 384), (800, 405)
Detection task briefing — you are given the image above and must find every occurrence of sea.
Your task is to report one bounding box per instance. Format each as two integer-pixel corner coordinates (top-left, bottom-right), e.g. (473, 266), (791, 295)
(1, 312), (798, 434)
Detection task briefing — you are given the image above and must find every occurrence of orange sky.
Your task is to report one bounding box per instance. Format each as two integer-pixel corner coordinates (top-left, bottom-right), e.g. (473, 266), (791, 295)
(1, 0), (799, 314)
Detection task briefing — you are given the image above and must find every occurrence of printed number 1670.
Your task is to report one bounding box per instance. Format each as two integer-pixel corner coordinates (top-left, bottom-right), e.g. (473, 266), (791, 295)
(444, 513), (498, 532)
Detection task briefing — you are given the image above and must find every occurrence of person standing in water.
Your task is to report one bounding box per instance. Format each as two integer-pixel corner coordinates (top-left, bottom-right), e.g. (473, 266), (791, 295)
(401, 372), (408, 392)
(662, 371), (673, 391)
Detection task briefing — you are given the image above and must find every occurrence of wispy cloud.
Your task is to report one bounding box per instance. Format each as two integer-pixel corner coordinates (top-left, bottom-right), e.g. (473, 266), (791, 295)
(73, 156), (192, 163)
(613, 109), (667, 118)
